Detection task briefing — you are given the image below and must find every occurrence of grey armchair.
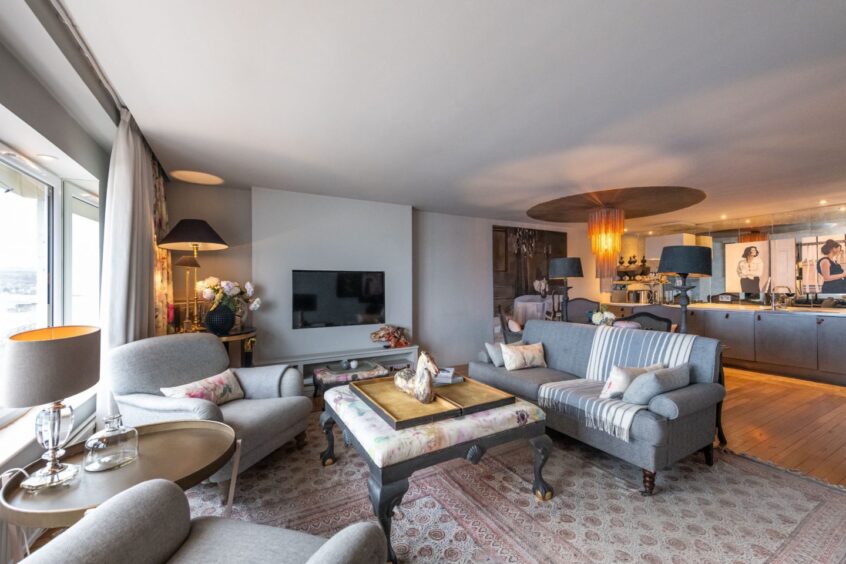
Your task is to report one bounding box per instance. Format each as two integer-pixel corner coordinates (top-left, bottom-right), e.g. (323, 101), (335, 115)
(110, 333), (311, 482)
(23, 479), (387, 564)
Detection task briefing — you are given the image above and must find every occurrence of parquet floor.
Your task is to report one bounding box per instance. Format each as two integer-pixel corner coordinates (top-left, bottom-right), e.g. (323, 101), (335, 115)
(722, 366), (846, 486)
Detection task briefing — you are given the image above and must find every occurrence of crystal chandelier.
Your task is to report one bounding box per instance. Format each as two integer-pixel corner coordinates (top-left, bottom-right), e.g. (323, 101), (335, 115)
(588, 207), (625, 278)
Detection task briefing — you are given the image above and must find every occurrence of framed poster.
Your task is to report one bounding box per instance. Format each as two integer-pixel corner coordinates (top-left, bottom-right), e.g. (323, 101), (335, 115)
(725, 242), (769, 294)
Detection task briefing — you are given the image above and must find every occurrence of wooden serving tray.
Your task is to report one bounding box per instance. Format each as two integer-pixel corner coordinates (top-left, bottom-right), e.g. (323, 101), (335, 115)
(350, 376), (514, 430)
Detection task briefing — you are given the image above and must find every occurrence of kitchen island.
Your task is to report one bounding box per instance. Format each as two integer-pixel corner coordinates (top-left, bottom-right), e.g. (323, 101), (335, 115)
(602, 302), (846, 386)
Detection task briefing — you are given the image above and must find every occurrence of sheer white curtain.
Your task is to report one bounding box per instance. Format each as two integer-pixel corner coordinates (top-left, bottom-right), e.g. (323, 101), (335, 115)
(97, 109), (156, 420)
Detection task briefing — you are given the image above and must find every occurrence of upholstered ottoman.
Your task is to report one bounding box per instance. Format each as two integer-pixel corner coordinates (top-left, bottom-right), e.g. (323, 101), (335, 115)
(312, 363), (389, 396)
(320, 385), (553, 564)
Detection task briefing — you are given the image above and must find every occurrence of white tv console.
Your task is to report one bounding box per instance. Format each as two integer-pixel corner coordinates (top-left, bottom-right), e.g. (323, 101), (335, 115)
(268, 345), (419, 396)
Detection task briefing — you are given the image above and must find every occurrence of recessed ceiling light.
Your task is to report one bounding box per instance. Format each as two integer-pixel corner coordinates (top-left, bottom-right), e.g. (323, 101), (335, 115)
(720, 214), (727, 220)
(840, 206), (846, 212)
(623, 228), (628, 233)
(745, 219), (751, 224)
(648, 231), (653, 235)
(35, 154), (57, 161)
(820, 200), (828, 205)
(170, 170), (224, 185)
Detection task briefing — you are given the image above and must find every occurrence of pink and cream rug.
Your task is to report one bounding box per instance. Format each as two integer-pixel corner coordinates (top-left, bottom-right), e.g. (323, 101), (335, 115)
(186, 414), (846, 563)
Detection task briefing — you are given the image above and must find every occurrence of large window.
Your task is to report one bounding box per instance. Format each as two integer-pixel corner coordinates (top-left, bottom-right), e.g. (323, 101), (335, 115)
(64, 183), (100, 325)
(0, 161), (52, 346)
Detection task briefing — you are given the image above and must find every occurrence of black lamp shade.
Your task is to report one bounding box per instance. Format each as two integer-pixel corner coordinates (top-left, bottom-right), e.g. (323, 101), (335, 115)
(174, 255), (201, 268)
(549, 257), (583, 279)
(159, 219), (228, 251)
(658, 245), (712, 277)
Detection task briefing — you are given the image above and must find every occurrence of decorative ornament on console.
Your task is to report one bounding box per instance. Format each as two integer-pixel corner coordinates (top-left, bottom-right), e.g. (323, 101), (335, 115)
(370, 325), (410, 348)
(393, 350), (438, 403)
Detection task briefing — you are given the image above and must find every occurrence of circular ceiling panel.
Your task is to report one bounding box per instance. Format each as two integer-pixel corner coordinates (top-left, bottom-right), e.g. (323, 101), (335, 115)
(527, 186), (706, 222)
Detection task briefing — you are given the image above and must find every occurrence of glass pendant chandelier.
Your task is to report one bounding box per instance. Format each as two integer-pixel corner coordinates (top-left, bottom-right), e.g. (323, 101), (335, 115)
(588, 207), (625, 278)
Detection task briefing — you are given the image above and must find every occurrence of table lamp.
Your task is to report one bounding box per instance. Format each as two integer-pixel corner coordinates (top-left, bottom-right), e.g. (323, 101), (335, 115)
(658, 245), (712, 334)
(548, 257), (583, 322)
(159, 219), (228, 328)
(175, 255), (201, 332)
(1, 326), (100, 490)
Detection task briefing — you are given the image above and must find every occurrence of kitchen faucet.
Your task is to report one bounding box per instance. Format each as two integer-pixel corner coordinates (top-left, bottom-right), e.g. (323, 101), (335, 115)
(770, 285), (793, 310)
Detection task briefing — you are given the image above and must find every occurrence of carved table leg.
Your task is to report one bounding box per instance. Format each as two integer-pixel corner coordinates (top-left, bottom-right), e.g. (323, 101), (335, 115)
(641, 469), (656, 496)
(368, 474), (409, 564)
(319, 412), (336, 466)
(530, 434), (554, 501)
(702, 444), (715, 466)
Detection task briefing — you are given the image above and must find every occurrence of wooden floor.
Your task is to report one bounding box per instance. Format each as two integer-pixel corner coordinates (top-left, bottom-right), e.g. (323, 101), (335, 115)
(722, 367), (846, 486)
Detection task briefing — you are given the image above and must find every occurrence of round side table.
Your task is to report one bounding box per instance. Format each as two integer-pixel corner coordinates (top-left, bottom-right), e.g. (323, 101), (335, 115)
(0, 420), (236, 529)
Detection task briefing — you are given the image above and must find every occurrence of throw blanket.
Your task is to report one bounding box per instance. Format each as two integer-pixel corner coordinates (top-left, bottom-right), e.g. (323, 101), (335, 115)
(538, 326), (696, 442)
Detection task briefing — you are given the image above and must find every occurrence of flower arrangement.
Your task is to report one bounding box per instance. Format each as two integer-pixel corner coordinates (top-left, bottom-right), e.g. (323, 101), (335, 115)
(588, 305), (616, 326)
(195, 276), (261, 313)
(533, 278), (549, 298)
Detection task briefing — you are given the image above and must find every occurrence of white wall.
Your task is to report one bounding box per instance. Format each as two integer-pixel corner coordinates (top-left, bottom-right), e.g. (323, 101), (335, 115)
(166, 182), (252, 300)
(413, 210), (599, 366)
(252, 188), (412, 362)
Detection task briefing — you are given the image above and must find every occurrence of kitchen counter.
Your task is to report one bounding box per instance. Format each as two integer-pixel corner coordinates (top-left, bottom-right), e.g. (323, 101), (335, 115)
(604, 302), (846, 317)
(602, 302), (846, 386)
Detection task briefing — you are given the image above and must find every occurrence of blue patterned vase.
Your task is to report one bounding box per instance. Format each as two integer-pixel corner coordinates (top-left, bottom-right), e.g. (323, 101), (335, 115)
(204, 306), (235, 336)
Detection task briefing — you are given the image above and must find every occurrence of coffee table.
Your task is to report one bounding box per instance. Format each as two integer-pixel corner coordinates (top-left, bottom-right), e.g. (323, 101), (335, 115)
(320, 385), (553, 564)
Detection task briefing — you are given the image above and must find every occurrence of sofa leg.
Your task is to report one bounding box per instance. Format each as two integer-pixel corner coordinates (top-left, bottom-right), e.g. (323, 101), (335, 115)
(702, 444), (714, 466)
(295, 431), (307, 449)
(218, 480), (231, 504)
(641, 470), (656, 496)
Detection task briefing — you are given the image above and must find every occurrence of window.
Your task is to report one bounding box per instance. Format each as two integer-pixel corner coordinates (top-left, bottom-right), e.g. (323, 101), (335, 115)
(64, 182), (100, 325)
(0, 160), (53, 427)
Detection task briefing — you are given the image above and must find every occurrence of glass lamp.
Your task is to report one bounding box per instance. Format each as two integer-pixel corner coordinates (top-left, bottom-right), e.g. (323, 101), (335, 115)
(0, 326), (100, 490)
(548, 257), (583, 322)
(658, 245), (712, 334)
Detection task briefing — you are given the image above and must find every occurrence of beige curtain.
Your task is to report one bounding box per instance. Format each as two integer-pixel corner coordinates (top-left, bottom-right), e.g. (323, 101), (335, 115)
(153, 162), (173, 335)
(98, 109), (157, 421)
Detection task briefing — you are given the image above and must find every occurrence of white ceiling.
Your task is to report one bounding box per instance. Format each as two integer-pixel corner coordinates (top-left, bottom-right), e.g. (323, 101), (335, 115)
(63, 1), (846, 229)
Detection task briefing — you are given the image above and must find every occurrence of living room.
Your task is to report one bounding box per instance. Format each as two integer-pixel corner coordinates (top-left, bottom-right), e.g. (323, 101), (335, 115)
(1, 2), (845, 563)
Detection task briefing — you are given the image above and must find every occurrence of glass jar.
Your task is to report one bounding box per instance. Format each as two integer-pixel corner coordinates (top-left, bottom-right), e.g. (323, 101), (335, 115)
(84, 414), (139, 472)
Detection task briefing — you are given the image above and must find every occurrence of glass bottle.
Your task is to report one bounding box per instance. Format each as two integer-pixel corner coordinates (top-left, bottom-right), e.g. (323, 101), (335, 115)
(84, 414), (139, 472)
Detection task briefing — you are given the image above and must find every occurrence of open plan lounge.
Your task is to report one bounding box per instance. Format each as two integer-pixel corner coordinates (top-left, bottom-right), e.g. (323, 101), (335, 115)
(1, 2), (846, 563)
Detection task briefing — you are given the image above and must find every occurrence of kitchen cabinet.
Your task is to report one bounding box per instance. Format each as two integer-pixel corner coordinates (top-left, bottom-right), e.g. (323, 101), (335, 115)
(818, 317), (846, 377)
(754, 312), (818, 370)
(685, 309), (706, 336)
(704, 310), (755, 361)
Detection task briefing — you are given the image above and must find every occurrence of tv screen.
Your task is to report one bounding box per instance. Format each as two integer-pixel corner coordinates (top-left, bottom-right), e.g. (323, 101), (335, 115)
(292, 270), (385, 329)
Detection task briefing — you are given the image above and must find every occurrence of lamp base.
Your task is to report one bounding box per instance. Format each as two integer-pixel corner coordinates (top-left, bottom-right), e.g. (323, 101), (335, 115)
(20, 462), (79, 491)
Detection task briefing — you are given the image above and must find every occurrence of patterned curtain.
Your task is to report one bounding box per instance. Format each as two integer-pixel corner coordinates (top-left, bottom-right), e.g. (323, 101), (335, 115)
(152, 162), (173, 335)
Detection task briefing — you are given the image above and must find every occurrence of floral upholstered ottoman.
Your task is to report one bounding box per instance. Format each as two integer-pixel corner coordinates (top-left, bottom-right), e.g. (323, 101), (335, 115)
(320, 385), (553, 564)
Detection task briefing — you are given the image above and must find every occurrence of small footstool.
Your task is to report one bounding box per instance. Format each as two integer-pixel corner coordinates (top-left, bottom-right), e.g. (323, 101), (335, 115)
(319, 385), (553, 564)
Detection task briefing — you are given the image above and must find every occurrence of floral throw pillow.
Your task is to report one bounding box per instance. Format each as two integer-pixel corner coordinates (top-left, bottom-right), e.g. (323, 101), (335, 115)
(599, 363), (664, 400)
(501, 342), (546, 371)
(160, 369), (245, 405)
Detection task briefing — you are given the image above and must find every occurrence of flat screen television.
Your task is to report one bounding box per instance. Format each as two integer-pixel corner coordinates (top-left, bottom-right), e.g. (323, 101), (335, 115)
(292, 270), (385, 329)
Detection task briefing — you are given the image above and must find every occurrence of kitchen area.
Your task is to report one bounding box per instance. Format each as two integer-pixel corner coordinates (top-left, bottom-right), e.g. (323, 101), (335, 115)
(602, 204), (846, 386)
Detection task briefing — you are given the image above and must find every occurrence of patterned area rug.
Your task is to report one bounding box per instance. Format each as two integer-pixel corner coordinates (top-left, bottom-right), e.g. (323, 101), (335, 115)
(186, 414), (846, 563)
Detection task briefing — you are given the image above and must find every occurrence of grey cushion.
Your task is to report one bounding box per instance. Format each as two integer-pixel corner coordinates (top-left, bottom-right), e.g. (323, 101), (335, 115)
(233, 365), (303, 398)
(623, 364), (691, 405)
(648, 382), (726, 419)
(220, 396), (312, 458)
(169, 517), (326, 564)
(305, 522), (387, 564)
(468, 361), (577, 400)
(483, 341), (522, 367)
(115, 394), (224, 427)
(521, 320), (595, 376)
(22, 479), (190, 564)
(110, 333), (229, 396)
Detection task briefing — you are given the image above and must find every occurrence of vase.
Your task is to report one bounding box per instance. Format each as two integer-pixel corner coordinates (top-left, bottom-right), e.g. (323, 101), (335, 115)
(205, 306), (235, 336)
(84, 414), (138, 472)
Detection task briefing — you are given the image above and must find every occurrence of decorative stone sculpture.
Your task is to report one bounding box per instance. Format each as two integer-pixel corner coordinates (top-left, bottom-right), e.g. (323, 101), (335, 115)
(394, 350), (438, 403)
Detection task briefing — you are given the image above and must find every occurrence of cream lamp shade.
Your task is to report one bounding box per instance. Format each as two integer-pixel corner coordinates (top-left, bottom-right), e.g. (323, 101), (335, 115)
(0, 326), (100, 408)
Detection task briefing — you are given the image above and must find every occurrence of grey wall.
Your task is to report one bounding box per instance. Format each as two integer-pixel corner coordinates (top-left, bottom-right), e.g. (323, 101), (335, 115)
(413, 210), (598, 366)
(251, 188), (413, 362)
(0, 41), (109, 185)
(166, 182), (252, 300)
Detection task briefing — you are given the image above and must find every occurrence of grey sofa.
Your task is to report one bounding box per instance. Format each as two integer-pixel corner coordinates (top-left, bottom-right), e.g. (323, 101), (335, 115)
(22, 479), (386, 564)
(110, 333), (311, 483)
(470, 320), (725, 494)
